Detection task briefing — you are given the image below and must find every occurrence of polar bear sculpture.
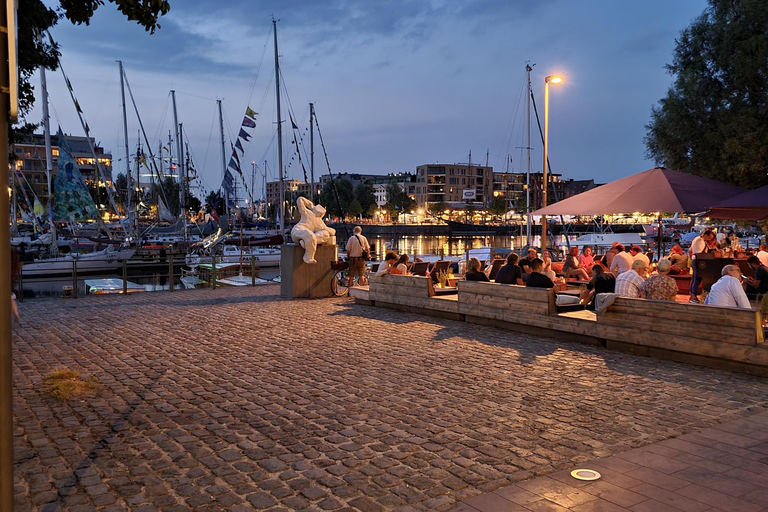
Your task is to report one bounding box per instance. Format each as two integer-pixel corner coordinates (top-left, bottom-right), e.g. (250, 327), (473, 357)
(290, 197), (336, 264)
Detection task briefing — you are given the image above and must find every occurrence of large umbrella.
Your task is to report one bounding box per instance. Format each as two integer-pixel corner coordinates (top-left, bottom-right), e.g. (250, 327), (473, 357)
(530, 168), (745, 216)
(707, 184), (768, 220)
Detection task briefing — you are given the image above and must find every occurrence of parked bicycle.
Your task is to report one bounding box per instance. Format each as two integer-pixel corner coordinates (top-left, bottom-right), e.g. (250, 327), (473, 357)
(330, 259), (370, 296)
(330, 260), (350, 296)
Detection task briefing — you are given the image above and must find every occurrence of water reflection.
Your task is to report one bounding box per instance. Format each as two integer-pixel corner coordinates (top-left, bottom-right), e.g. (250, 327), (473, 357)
(368, 235), (569, 260)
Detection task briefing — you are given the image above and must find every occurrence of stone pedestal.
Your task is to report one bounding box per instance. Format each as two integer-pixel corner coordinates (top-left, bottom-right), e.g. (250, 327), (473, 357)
(280, 243), (337, 298)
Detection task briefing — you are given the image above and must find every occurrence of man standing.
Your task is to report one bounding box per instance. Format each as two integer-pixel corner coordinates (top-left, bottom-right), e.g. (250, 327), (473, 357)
(345, 226), (371, 286)
(704, 265), (751, 309)
(609, 244), (634, 276)
(688, 229), (715, 303)
(614, 260), (648, 298)
(745, 255), (768, 300)
(495, 253), (524, 285)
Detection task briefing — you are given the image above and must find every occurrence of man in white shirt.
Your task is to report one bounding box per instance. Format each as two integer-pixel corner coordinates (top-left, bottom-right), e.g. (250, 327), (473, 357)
(609, 244), (634, 276)
(757, 244), (768, 267)
(704, 265), (751, 309)
(614, 259), (648, 298)
(345, 226), (371, 286)
(688, 229), (715, 302)
(630, 245), (650, 266)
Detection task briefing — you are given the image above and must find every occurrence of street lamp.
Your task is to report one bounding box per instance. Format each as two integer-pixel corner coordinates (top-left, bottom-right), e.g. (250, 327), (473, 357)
(541, 74), (564, 254)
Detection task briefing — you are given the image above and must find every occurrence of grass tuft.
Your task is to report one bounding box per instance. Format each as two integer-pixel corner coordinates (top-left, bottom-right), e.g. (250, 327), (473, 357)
(43, 369), (99, 401)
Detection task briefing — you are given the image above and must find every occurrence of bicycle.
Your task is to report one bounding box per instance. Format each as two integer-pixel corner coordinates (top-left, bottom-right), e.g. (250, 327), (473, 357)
(330, 260), (350, 296)
(330, 259), (370, 296)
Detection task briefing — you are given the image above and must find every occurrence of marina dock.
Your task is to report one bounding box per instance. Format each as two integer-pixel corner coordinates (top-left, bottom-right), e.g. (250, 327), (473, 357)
(11, 286), (768, 510)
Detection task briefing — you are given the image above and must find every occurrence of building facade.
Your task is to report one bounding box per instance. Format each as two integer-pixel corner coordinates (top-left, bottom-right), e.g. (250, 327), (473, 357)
(11, 132), (113, 206)
(491, 171), (597, 212)
(413, 164), (493, 207)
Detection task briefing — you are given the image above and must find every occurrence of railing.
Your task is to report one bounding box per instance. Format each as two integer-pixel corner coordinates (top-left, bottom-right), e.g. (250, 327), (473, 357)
(17, 255), (266, 299)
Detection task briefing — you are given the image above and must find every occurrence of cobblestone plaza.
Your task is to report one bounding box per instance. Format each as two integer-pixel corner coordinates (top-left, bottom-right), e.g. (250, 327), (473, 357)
(11, 286), (768, 510)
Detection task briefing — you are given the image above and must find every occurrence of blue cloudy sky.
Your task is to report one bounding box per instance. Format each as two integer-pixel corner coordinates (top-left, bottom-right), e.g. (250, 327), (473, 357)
(29, 0), (707, 200)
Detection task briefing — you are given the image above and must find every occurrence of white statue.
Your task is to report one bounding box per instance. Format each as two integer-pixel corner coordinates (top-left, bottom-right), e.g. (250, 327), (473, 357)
(291, 197), (336, 264)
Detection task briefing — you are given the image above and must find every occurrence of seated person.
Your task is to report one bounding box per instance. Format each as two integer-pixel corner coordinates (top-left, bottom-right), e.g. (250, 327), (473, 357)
(630, 245), (650, 266)
(465, 257), (490, 282)
(394, 254), (410, 275)
(744, 255), (768, 300)
(375, 251), (399, 276)
(641, 258), (677, 301)
(704, 264), (751, 308)
(604, 242), (621, 269)
(614, 259), (648, 298)
(563, 246), (590, 281)
(578, 246), (594, 270)
(525, 258), (554, 288)
(541, 250), (556, 282)
(668, 244), (689, 275)
(518, 248), (538, 274)
(579, 265), (616, 311)
(609, 244), (634, 276)
(495, 253), (524, 285)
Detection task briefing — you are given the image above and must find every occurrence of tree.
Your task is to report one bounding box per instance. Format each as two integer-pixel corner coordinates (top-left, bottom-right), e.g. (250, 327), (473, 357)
(488, 197), (507, 220)
(319, 178), (354, 219)
(428, 201), (448, 218)
(644, 0), (768, 189)
(353, 182), (376, 218)
(384, 183), (416, 218)
(14, 1), (170, 138)
(347, 199), (362, 220)
(161, 177), (179, 216)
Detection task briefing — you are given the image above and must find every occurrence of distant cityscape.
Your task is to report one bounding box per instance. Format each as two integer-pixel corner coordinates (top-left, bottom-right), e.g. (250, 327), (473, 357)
(12, 131), (598, 218)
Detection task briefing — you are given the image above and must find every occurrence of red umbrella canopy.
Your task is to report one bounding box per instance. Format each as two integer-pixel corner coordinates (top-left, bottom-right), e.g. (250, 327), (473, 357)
(707, 184), (768, 220)
(531, 168), (746, 216)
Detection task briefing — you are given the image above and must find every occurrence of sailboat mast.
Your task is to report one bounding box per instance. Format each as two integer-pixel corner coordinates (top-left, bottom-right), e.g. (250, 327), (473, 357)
(40, 58), (56, 252)
(525, 63), (532, 248)
(218, 99), (227, 217)
(118, 60), (133, 239)
(273, 19), (285, 235)
(309, 102), (315, 201)
(171, 90), (184, 217)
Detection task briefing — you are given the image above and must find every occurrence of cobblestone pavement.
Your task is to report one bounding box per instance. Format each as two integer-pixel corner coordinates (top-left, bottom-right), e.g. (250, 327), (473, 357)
(11, 285), (768, 511)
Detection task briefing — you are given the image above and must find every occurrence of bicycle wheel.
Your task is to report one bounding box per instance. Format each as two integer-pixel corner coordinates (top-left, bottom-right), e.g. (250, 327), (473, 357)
(331, 270), (349, 296)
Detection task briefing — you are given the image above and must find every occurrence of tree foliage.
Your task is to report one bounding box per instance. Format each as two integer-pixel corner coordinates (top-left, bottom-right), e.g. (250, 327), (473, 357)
(487, 197), (507, 219)
(14, 1), (170, 137)
(384, 183), (416, 216)
(644, 0), (768, 189)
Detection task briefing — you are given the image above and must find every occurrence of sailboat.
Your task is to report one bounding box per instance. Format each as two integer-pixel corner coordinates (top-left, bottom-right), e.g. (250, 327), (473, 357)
(21, 132), (136, 277)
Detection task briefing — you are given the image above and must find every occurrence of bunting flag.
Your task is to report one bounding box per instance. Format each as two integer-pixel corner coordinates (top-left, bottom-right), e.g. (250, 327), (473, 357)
(245, 107), (257, 119)
(290, 115), (299, 131)
(242, 116), (256, 128)
(234, 139), (244, 154)
(53, 129), (99, 222)
(221, 169), (235, 198)
(231, 145), (241, 169)
(238, 128), (251, 141)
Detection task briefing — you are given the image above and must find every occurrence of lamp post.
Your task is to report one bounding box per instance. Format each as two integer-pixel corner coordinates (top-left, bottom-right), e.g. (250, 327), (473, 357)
(541, 75), (563, 255)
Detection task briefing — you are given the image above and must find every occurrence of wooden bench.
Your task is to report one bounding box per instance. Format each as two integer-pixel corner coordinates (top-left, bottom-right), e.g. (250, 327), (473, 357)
(598, 297), (767, 368)
(366, 274), (460, 319)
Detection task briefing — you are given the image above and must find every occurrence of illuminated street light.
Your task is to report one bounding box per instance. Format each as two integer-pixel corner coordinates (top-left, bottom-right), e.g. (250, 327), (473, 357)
(541, 74), (564, 254)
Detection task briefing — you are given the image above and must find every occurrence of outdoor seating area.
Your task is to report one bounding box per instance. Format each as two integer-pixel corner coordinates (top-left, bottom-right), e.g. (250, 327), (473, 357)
(351, 274), (768, 376)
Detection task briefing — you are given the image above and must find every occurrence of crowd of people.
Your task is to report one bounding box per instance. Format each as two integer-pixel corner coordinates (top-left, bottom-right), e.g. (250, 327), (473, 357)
(345, 225), (768, 310)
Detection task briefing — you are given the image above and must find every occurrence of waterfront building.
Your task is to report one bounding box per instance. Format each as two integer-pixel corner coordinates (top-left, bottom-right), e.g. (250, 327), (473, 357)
(491, 171), (596, 212)
(414, 164), (493, 208)
(11, 132), (113, 206)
